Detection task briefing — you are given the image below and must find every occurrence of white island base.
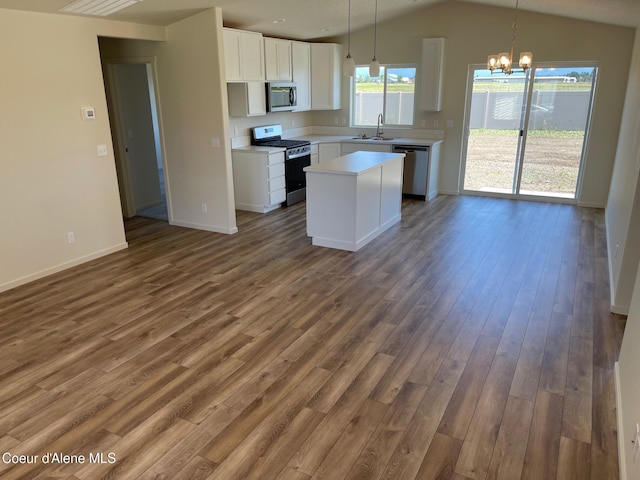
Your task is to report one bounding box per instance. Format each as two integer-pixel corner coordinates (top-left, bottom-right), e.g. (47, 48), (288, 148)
(304, 151), (405, 251)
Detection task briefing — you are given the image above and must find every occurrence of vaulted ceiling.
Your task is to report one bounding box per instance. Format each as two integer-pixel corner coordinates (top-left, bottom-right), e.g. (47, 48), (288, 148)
(0, 0), (638, 40)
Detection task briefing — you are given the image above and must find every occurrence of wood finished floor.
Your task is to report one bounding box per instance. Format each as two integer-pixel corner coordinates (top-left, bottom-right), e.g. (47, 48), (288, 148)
(0, 195), (625, 480)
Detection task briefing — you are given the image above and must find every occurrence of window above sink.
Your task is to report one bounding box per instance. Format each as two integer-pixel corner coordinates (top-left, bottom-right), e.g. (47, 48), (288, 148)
(352, 65), (417, 128)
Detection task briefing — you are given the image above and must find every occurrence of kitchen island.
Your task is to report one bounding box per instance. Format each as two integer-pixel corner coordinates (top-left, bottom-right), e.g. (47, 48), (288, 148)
(304, 151), (405, 251)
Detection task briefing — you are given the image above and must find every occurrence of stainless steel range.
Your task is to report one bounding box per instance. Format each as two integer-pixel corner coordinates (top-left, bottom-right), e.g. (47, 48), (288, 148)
(251, 125), (311, 207)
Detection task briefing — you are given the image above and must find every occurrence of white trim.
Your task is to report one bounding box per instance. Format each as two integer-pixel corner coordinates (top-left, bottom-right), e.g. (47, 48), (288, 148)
(170, 220), (238, 235)
(611, 304), (630, 315)
(577, 200), (606, 208)
(615, 362), (627, 480)
(438, 189), (460, 196)
(0, 243), (128, 294)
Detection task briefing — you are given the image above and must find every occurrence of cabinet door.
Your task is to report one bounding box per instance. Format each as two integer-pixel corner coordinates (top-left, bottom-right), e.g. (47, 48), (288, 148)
(265, 38), (292, 81)
(341, 143), (392, 154)
(223, 29), (243, 82)
(420, 38), (446, 111)
(311, 43), (342, 110)
(319, 143), (341, 162)
(277, 41), (292, 81)
(227, 82), (266, 117)
(241, 32), (265, 81)
(292, 42), (311, 111)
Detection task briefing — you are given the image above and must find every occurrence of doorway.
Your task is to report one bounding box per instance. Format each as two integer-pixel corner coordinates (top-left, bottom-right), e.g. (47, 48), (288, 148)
(460, 63), (598, 201)
(103, 59), (169, 221)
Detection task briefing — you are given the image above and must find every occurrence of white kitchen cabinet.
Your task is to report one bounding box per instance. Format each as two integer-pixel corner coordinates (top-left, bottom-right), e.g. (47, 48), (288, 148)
(291, 41), (311, 112)
(340, 142), (392, 155)
(420, 38), (446, 111)
(224, 28), (265, 82)
(311, 43), (342, 110)
(318, 143), (341, 163)
(232, 149), (286, 213)
(264, 38), (292, 81)
(227, 82), (266, 117)
(310, 144), (319, 165)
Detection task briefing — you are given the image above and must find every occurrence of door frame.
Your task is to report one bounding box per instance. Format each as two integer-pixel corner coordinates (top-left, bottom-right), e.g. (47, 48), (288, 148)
(102, 56), (171, 220)
(459, 61), (599, 204)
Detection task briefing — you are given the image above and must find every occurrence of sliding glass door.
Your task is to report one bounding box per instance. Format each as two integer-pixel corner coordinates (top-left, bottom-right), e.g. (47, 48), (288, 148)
(461, 63), (597, 201)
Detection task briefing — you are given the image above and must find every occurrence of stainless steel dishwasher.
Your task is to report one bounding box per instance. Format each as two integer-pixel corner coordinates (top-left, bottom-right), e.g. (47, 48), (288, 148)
(393, 145), (430, 200)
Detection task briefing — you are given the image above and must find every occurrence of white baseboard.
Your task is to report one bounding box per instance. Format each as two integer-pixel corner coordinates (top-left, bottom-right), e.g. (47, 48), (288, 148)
(170, 220), (238, 235)
(438, 189), (460, 196)
(577, 200), (606, 208)
(615, 362), (628, 480)
(612, 304), (631, 315)
(0, 242), (128, 294)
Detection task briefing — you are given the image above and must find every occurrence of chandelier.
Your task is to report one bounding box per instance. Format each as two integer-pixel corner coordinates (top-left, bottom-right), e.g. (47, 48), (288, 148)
(487, 0), (532, 75)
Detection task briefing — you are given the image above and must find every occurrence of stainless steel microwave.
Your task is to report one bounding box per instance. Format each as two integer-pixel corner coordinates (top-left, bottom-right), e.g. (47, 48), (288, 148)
(266, 82), (297, 112)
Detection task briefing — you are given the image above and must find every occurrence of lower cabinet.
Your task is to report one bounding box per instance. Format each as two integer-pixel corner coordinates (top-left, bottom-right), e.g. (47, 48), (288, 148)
(318, 143), (341, 163)
(232, 150), (286, 213)
(340, 142), (392, 155)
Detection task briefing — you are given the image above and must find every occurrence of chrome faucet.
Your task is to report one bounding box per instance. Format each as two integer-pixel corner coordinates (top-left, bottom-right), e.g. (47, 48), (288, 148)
(376, 113), (384, 138)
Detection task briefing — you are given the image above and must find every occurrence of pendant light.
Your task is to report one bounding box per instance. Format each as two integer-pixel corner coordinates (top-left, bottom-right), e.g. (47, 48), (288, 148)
(343, 0), (355, 77)
(486, 0), (532, 75)
(369, 0), (380, 78)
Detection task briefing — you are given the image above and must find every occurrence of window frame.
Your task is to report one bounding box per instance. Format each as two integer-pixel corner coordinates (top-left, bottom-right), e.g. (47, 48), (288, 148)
(351, 63), (417, 129)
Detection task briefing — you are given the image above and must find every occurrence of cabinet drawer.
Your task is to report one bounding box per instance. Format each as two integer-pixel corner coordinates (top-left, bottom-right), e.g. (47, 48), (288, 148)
(269, 175), (286, 192)
(269, 188), (286, 205)
(268, 153), (285, 166)
(268, 162), (285, 179)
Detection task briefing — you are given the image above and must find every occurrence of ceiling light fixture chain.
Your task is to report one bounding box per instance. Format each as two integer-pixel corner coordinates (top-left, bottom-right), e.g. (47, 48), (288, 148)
(487, 0), (532, 75)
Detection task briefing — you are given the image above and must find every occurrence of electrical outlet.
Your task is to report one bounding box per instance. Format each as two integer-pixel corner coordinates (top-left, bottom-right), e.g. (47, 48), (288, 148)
(420, 119), (426, 127)
(97, 145), (108, 157)
(211, 137), (220, 148)
(446, 120), (454, 128)
(333, 117), (339, 125)
(201, 203), (208, 213)
(67, 232), (75, 244)
(433, 119), (439, 128)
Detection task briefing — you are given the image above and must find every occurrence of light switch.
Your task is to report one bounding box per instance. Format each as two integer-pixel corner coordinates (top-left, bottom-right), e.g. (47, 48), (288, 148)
(97, 145), (108, 157)
(211, 137), (220, 148)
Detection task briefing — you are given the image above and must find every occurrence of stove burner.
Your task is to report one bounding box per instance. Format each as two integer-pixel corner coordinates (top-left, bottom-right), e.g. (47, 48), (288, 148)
(255, 139), (310, 149)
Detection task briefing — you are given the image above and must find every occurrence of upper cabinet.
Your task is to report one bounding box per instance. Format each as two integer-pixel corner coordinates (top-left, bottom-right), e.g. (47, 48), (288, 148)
(311, 43), (342, 111)
(224, 28), (265, 82)
(264, 38), (292, 81)
(419, 38), (446, 112)
(291, 41), (311, 112)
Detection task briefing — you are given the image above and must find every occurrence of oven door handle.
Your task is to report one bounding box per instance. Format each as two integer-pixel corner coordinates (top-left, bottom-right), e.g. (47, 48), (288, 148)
(286, 151), (310, 160)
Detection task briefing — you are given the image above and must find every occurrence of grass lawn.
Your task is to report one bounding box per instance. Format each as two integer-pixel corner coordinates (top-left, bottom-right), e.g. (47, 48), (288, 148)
(464, 129), (584, 196)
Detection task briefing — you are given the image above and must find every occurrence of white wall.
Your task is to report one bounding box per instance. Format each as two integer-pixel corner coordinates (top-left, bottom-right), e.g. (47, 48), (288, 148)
(315, 1), (635, 206)
(606, 30), (640, 314)
(0, 8), (165, 292)
(100, 8), (237, 235)
(616, 259), (640, 480)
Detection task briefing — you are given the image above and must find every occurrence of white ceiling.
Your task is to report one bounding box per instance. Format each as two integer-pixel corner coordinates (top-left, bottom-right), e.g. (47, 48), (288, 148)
(1, 0), (639, 39)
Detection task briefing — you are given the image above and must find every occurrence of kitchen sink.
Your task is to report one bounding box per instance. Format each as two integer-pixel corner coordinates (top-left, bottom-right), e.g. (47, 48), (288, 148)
(349, 136), (395, 141)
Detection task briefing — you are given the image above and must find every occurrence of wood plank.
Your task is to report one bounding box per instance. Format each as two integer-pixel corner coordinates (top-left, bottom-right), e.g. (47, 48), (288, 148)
(437, 336), (499, 440)
(521, 390), (564, 480)
(557, 436), (591, 480)
(486, 396), (535, 480)
(415, 432), (463, 480)
(454, 355), (518, 480)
